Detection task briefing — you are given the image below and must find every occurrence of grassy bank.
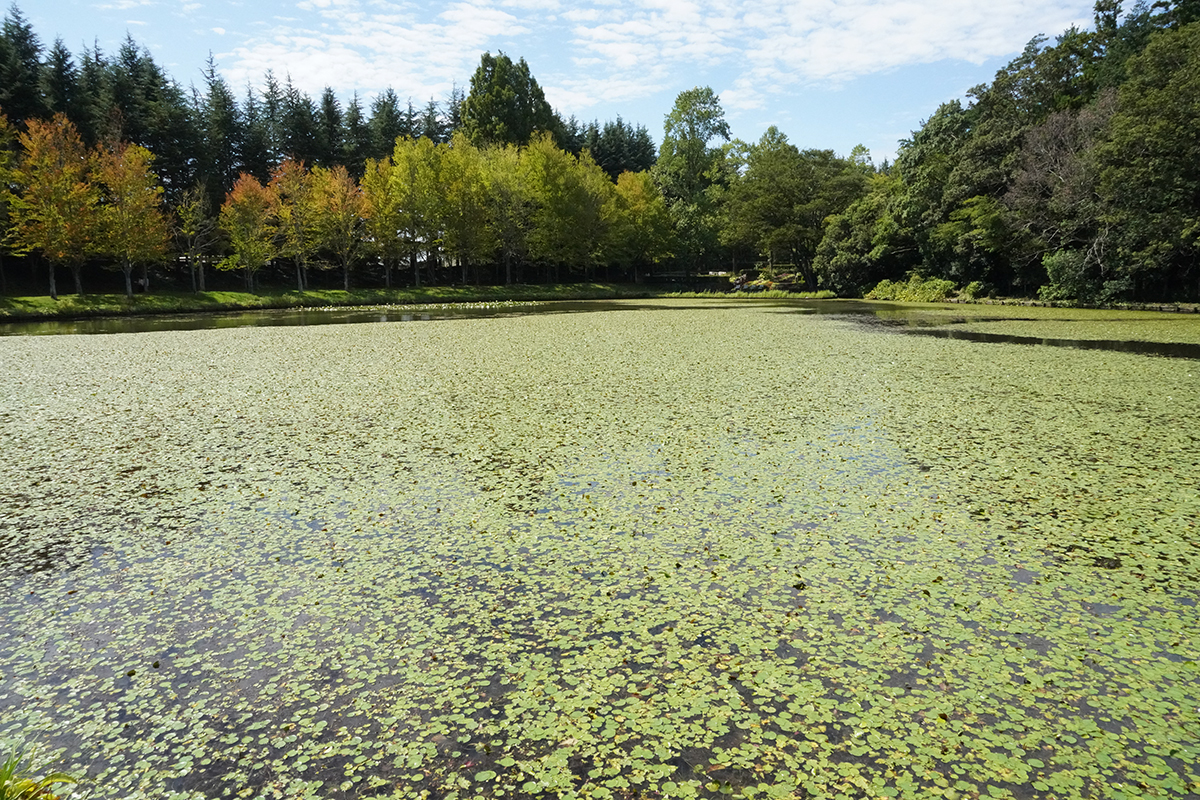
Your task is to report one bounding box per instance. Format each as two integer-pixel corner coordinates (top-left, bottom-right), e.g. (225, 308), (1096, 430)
(0, 283), (657, 321)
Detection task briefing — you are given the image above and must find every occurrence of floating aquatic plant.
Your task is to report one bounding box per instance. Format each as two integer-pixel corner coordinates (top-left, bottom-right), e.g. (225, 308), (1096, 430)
(0, 300), (1196, 799)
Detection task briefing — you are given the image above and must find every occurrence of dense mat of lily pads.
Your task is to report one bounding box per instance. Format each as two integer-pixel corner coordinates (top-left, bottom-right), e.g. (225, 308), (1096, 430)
(1, 299), (1197, 799)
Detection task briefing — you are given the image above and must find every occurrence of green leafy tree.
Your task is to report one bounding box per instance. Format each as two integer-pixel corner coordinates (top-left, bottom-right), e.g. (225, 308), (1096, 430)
(524, 133), (613, 279)
(218, 172), (276, 291)
(9, 113), (98, 298)
(94, 141), (169, 297)
(720, 127), (867, 288)
(460, 52), (558, 147)
(606, 170), (674, 283)
(814, 172), (920, 296)
(653, 86), (730, 277)
(1096, 19), (1200, 298)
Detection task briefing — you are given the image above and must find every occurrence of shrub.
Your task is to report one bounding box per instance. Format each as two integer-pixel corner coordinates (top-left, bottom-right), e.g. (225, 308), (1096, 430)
(865, 274), (957, 302)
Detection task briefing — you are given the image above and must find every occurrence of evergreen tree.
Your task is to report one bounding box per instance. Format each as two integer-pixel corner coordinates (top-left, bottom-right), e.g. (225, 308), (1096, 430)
(239, 86), (274, 183)
(0, 4), (45, 126)
(315, 87), (343, 167)
(368, 88), (403, 160)
(74, 42), (109, 145)
(342, 93), (371, 178)
(198, 56), (241, 207)
(282, 76), (319, 164)
(40, 38), (78, 123)
(460, 52), (558, 147)
(260, 70), (284, 163)
(420, 97), (444, 143)
(402, 98), (418, 140)
(444, 83), (465, 136)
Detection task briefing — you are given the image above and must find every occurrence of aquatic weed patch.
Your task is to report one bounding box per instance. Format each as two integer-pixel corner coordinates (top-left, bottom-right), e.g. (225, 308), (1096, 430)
(0, 301), (1197, 799)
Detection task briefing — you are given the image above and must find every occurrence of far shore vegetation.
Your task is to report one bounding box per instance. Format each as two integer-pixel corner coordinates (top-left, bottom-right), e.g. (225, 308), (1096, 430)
(2, 2), (1200, 306)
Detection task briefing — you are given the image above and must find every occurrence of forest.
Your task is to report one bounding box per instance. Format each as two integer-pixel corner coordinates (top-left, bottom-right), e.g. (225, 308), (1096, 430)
(0, 0), (1198, 302)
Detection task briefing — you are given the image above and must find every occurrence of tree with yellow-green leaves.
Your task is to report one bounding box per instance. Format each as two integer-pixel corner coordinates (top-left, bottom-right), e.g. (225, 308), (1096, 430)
(439, 133), (494, 284)
(310, 164), (366, 290)
(173, 183), (218, 293)
(360, 156), (405, 288)
(607, 170), (674, 283)
(8, 113), (98, 298)
(270, 157), (320, 291)
(481, 143), (532, 285)
(94, 141), (170, 298)
(524, 133), (614, 280)
(218, 172), (277, 292)
(389, 136), (443, 287)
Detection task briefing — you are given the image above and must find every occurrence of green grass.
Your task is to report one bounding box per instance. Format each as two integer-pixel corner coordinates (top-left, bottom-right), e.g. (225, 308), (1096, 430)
(0, 747), (76, 800)
(0, 283), (656, 321)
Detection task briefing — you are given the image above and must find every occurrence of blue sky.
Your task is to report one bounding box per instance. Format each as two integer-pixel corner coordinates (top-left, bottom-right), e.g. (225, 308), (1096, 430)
(25, 0), (1097, 162)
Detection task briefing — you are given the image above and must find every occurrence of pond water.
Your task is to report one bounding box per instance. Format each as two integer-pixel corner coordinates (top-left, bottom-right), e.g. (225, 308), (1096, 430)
(6, 298), (1200, 361)
(1, 299), (1197, 799)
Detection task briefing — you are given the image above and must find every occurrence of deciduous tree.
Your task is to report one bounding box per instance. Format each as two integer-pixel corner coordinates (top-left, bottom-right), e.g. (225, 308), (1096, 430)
(94, 141), (169, 297)
(218, 172), (276, 291)
(9, 113), (98, 298)
(270, 157), (319, 290)
(311, 164), (365, 290)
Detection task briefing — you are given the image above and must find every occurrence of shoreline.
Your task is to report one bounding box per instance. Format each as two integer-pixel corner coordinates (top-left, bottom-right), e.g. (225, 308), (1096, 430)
(1, 285), (1197, 324)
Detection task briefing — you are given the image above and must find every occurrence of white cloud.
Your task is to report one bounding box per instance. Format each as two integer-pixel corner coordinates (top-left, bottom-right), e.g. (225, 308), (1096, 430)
(211, 26), (225, 34)
(217, 0), (1093, 123)
(95, 0), (155, 9)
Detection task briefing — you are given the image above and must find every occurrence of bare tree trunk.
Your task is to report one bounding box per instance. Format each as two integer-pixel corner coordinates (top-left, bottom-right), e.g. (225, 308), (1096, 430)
(198, 258), (206, 292)
(48, 260), (58, 300)
(412, 252), (420, 288)
(124, 262), (134, 299)
(296, 262), (304, 291)
(189, 255), (197, 293)
(71, 265), (83, 295)
(384, 261), (392, 289)
(141, 262), (150, 293)
(343, 262), (350, 291)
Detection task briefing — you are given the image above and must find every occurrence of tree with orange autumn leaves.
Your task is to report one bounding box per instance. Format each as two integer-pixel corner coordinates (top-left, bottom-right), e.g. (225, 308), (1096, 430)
(6, 114), (170, 298)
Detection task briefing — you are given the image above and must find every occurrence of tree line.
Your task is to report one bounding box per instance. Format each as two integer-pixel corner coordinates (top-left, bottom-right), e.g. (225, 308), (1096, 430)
(2, 1), (1198, 301)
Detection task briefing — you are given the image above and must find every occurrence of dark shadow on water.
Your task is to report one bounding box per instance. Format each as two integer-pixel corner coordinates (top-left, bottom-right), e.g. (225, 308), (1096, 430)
(893, 326), (1200, 360)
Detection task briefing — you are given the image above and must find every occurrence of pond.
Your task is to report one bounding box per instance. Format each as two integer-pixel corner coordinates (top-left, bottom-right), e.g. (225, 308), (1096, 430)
(1, 299), (1197, 799)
